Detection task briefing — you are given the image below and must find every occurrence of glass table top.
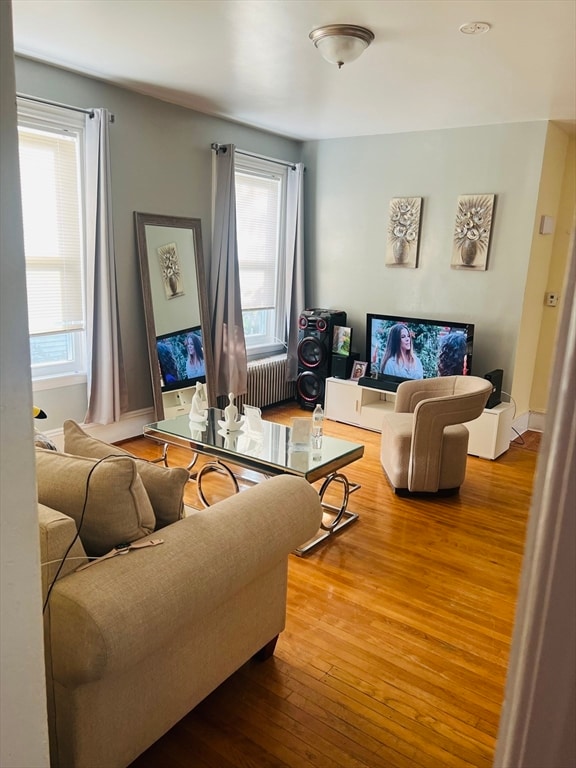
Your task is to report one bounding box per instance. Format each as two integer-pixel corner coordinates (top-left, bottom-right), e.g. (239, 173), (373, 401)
(144, 408), (364, 482)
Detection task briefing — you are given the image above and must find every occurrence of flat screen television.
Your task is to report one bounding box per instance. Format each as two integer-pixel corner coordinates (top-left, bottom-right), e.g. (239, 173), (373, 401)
(366, 313), (475, 391)
(156, 325), (206, 393)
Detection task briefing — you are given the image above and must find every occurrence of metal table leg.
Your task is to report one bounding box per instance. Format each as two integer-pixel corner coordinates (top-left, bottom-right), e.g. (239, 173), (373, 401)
(196, 460), (239, 507)
(293, 472), (360, 556)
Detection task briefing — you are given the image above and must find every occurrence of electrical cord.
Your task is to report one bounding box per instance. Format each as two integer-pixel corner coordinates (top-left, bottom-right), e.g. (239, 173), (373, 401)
(501, 390), (527, 445)
(42, 557), (90, 568)
(501, 390), (516, 417)
(42, 455), (110, 614)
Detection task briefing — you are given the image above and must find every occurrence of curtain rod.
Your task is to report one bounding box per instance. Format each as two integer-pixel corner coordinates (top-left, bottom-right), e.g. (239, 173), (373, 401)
(16, 93), (115, 122)
(211, 143), (296, 171)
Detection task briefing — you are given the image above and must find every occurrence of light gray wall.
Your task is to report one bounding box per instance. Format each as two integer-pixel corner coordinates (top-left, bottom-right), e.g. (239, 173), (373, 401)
(15, 56), (302, 429)
(1, 7), (49, 766)
(16, 56), (550, 423)
(302, 123), (548, 395)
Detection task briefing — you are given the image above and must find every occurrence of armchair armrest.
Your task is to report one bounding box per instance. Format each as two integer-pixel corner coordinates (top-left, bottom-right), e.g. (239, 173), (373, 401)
(408, 382), (492, 491)
(46, 475), (322, 686)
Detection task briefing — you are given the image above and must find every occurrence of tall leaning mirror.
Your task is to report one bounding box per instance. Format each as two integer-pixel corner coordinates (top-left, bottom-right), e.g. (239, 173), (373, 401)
(134, 213), (215, 420)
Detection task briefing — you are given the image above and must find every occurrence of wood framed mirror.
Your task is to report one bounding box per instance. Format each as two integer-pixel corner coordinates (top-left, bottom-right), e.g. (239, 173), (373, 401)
(134, 212), (215, 420)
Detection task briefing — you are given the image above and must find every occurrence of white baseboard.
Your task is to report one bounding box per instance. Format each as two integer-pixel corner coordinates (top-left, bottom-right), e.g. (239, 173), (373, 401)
(512, 411), (530, 438)
(43, 407), (156, 451)
(512, 410), (546, 439)
(528, 411), (546, 432)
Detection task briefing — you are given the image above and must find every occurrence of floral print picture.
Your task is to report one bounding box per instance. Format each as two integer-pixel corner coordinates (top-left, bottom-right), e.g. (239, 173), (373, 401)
(157, 242), (184, 299)
(386, 197), (423, 268)
(452, 194), (495, 270)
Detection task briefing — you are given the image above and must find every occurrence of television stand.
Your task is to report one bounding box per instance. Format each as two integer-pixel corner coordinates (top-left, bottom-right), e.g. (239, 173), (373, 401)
(324, 377), (514, 459)
(162, 387), (195, 418)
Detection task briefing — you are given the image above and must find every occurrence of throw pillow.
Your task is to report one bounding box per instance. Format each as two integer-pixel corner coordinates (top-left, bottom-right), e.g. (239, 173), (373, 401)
(63, 420), (189, 529)
(35, 449), (156, 557)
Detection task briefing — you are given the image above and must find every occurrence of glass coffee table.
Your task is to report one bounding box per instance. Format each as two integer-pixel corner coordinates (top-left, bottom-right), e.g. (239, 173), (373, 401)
(143, 408), (364, 555)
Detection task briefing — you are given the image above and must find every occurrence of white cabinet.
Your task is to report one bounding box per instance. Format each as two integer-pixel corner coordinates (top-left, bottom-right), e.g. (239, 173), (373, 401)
(324, 377), (514, 459)
(162, 387), (194, 419)
(465, 401), (515, 460)
(324, 377), (394, 431)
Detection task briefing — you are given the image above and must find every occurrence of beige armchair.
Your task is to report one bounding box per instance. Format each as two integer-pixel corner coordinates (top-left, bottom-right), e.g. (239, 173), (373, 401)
(380, 375), (492, 494)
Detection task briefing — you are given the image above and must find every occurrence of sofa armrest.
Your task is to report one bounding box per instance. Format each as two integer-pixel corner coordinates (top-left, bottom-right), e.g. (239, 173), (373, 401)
(47, 475), (322, 686)
(38, 503), (89, 598)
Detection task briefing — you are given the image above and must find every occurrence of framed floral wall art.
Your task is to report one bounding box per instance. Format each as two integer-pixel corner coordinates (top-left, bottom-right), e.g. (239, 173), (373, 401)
(386, 197), (423, 268)
(157, 242), (185, 299)
(452, 194), (495, 270)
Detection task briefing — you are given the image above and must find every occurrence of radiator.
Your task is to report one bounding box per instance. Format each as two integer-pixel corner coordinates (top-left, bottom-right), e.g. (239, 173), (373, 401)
(217, 355), (296, 411)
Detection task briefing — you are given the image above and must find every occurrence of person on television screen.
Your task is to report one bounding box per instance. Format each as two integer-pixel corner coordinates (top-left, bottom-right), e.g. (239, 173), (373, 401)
(157, 341), (179, 385)
(437, 332), (467, 376)
(380, 323), (423, 379)
(185, 331), (205, 378)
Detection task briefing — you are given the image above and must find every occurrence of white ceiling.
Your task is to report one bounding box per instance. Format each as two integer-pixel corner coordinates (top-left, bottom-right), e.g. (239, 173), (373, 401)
(11, 0), (576, 141)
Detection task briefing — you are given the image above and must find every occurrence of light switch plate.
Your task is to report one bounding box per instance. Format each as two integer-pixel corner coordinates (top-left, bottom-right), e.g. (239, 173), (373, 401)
(539, 215), (555, 235)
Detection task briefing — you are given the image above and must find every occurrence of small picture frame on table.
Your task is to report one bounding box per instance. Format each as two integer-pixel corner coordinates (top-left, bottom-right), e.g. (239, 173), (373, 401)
(350, 361), (368, 381)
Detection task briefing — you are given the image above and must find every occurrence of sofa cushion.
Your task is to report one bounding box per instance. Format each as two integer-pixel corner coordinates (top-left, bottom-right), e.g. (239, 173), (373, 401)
(36, 449), (156, 557)
(63, 420), (189, 529)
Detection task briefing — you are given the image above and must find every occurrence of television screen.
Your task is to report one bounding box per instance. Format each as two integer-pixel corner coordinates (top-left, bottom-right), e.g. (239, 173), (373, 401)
(156, 325), (206, 392)
(366, 313), (474, 387)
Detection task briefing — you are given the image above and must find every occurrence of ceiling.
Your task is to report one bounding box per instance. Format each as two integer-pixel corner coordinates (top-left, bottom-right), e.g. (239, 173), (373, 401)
(11, 0), (576, 142)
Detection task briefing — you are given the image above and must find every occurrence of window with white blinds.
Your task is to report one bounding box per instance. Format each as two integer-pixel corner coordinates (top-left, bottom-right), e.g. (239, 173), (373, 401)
(17, 102), (86, 379)
(235, 155), (287, 356)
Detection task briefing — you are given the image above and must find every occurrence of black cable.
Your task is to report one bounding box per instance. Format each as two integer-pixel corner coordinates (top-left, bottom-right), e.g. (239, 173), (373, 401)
(500, 390), (527, 445)
(42, 455), (111, 614)
(511, 426), (526, 445)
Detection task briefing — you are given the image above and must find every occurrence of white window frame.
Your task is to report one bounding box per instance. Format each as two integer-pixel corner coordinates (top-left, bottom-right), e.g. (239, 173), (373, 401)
(235, 154), (288, 359)
(17, 100), (87, 387)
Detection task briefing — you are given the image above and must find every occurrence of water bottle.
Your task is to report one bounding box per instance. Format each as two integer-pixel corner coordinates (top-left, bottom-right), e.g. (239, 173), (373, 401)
(312, 403), (324, 441)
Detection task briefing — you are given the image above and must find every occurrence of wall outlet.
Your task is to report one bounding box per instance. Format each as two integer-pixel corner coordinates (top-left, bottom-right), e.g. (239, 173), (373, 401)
(545, 292), (559, 307)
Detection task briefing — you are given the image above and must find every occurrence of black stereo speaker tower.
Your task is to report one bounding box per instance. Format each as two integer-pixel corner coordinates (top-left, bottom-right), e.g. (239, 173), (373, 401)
(296, 308), (347, 409)
(484, 368), (503, 409)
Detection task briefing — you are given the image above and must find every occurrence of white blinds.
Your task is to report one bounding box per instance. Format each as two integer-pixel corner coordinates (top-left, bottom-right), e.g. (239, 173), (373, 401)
(18, 125), (84, 336)
(235, 168), (280, 311)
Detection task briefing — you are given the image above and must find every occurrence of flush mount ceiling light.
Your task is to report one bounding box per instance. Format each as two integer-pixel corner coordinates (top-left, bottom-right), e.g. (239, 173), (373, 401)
(309, 24), (375, 69)
(459, 21), (491, 35)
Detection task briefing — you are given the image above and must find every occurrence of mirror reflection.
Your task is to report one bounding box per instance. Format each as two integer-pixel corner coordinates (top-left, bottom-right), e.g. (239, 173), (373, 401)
(134, 213), (215, 420)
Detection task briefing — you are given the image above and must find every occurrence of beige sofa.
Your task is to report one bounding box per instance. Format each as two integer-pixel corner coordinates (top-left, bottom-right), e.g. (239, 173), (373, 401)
(39, 473), (322, 768)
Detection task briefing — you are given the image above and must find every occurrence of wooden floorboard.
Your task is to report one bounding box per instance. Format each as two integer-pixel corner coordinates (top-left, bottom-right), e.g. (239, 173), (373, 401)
(126, 402), (538, 768)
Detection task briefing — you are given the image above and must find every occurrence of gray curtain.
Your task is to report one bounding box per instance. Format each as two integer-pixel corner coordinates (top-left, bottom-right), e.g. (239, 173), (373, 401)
(285, 163), (305, 381)
(84, 108), (126, 424)
(210, 144), (248, 397)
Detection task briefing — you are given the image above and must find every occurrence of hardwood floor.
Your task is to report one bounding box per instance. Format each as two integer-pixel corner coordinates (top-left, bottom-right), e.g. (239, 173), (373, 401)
(126, 402), (538, 768)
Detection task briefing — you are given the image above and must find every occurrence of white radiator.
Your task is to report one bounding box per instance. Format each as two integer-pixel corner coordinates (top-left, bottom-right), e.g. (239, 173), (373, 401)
(217, 355), (296, 411)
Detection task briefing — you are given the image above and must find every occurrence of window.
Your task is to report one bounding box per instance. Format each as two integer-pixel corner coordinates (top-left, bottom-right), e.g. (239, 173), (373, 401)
(17, 101), (86, 381)
(235, 155), (288, 358)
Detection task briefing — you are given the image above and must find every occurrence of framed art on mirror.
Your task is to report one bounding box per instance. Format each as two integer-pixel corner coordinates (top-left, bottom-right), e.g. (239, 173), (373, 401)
(157, 242), (184, 299)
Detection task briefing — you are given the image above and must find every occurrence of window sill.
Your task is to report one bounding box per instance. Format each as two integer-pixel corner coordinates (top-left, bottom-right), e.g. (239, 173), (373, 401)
(32, 373), (87, 392)
(247, 345), (286, 362)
